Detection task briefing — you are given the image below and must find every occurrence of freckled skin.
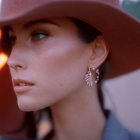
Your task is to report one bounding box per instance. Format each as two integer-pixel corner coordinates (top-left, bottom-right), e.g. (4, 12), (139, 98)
(8, 18), (92, 111)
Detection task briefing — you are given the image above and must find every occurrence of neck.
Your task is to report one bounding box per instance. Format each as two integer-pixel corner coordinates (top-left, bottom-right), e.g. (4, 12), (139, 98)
(51, 85), (106, 140)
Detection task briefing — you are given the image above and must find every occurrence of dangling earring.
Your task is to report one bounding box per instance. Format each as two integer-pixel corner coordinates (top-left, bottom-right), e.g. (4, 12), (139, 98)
(92, 66), (100, 84)
(85, 66), (100, 87)
(85, 67), (93, 87)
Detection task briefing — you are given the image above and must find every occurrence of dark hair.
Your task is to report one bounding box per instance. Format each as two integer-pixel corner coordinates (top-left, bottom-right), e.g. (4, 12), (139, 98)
(43, 18), (108, 139)
(70, 18), (101, 43)
(0, 26), (12, 55)
(71, 18), (107, 113)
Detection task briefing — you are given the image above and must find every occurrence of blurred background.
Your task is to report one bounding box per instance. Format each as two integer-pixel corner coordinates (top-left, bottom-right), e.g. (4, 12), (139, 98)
(104, 0), (140, 134)
(0, 30), (29, 138)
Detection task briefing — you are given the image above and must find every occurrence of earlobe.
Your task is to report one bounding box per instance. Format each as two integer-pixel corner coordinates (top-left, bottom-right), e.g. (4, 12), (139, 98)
(88, 35), (109, 69)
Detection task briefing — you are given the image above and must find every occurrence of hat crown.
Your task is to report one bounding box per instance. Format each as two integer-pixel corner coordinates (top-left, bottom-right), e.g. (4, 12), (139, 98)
(0, 0), (120, 18)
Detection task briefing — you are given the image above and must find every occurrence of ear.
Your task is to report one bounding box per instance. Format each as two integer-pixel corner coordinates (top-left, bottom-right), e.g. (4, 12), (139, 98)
(88, 35), (109, 69)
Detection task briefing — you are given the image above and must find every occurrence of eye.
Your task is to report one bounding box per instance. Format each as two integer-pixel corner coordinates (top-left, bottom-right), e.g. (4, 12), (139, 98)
(7, 30), (17, 46)
(9, 36), (17, 46)
(31, 31), (49, 41)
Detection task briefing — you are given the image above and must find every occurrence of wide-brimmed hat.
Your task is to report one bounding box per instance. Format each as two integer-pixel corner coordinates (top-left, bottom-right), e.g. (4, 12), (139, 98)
(0, 0), (140, 78)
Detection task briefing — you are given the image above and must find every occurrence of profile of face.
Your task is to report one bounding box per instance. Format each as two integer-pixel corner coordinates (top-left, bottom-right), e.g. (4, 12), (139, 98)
(7, 18), (109, 111)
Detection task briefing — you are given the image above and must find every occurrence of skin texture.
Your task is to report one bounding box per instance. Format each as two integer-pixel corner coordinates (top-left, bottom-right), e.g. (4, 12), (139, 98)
(8, 18), (109, 140)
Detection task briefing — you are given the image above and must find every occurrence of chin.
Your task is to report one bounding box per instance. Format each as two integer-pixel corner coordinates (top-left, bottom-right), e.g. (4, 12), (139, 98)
(17, 99), (44, 112)
(17, 99), (50, 112)
(18, 102), (35, 112)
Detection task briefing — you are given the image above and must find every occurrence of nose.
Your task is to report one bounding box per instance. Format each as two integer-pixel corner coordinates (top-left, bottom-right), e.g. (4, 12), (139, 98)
(8, 43), (27, 71)
(8, 62), (24, 71)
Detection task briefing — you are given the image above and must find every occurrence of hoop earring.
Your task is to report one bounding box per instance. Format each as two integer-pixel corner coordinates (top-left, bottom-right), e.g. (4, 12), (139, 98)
(85, 67), (93, 87)
(92, 66), (100, 84)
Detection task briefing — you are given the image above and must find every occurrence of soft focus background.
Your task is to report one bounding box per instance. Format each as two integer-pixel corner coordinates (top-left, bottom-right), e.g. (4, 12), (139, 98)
(104, 0), (140, 133)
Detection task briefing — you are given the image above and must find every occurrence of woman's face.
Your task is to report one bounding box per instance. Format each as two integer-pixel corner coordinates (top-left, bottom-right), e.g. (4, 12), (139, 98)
(8, 18), (92, 111)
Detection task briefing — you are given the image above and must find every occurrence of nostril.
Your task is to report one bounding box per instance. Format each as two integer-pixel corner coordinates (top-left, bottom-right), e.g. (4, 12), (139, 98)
(10, 64), (23, 70)
(15, 65), (23, 68)
(8, 59), (24, 70)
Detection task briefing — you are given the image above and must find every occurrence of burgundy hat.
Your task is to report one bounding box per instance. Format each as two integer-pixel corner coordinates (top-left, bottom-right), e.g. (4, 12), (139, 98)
(0, 0), (140, 78)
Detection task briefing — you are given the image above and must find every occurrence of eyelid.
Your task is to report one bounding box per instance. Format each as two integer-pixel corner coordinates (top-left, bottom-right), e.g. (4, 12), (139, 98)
(31, 29), (50, 36)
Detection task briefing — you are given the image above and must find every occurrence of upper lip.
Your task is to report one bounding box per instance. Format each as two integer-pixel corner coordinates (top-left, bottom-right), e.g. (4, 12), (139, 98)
(13, 79), (35, 86)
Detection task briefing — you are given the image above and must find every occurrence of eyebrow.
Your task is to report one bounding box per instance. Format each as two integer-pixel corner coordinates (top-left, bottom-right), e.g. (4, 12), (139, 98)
(23, 19), (59, 29)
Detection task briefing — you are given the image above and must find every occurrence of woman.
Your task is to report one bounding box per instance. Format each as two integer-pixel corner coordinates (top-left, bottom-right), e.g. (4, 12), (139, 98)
(0, 0), (140, 140)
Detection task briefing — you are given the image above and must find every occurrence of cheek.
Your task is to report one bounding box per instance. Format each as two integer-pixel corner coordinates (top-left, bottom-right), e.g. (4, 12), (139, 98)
(17, 41), (90, 111)
(30, 38), (89, 104)
(42, 39), (87, 80)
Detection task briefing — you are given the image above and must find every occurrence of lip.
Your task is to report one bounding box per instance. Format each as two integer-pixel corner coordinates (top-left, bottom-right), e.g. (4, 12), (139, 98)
(13, 79), (35, 94)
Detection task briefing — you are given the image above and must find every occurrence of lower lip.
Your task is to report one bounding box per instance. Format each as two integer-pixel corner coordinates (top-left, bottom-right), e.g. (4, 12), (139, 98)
(14, 85), (34, 94)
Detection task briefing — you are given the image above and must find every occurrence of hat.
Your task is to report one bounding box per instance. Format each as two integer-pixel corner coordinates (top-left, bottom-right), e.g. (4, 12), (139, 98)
(0, 0), (140, 78)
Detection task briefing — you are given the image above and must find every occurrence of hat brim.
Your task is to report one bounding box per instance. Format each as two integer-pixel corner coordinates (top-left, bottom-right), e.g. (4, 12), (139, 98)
(0, 0), (140, 78)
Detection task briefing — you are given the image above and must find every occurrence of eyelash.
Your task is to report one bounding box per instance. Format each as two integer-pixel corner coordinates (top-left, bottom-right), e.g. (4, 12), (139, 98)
(31, 31), (50, 41)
